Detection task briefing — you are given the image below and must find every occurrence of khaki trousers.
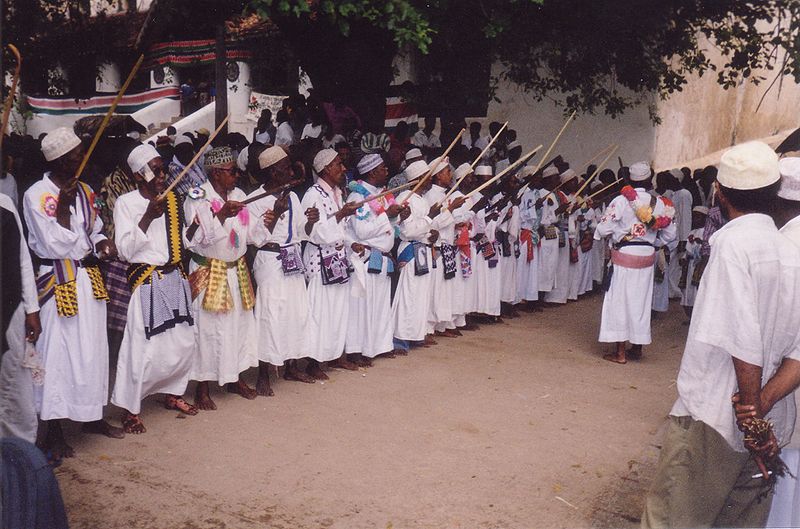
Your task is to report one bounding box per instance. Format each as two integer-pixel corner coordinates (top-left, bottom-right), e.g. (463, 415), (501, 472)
(642, 415), (773, 528)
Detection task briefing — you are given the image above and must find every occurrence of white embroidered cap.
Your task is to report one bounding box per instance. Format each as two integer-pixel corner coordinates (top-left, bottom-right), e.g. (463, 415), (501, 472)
(629, 162), (651, 182)
(258, 146), (288, 170)
(357, 153), (383, 175)
(454, 163), (473, 181)
(313, 148), (338, 174)
(692, 206), (709, 215)
(559, 168), (577, 184)
(542, 166), (559, 178)
(475, 165), (492, 177)
(405, 148), (423, 161)
(127, 144), (160, 178)
(41, 127), (82, 162)
(718, 141), (780, 190)
(778, 157), (800, 201)
(429, 156), (449, 176)
(405, 160), (430, 182)
(237, 147), (249, 172)
(174, 134), (193, 146)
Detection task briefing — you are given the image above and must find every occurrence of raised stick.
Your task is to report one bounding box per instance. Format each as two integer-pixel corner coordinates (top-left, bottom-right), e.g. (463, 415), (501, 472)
(464, 145), (542, 199)
(157, 115), (229, 201)
(576, 177), (623, 207)
(241, 178), (305, 205)
(515, 110), (577, 197)
(1, 45), (21, 149)
(442, 121), (508, 202)
(573, 144), (619, 198)
(352, 179), (417, 208)
(401, 127), (464, 205)
(580, 143), (617, 173)
(74, 54), (144, 180)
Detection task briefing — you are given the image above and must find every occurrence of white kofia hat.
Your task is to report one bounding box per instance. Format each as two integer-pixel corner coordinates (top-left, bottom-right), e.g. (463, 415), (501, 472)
(559, 168), (577, 184)
(357, 153), (383, 175)
(778, 157), (800, 201)
(236, 147), (249, 172)
(405, 160), (430, 182)
(629, 162), (651, 182)
(42, 127), (82, 162)
(405, 148), (423, 161)
(174, 134), (193, 146)
(259, 146), (288, 170)
(429, 156), (449, 176)
(717, 141), (780, 191)
(313, 148), (338, 174)
(454, 163), (473, 181)
(692, 206), (709, 215)
(475, 165), (492, 177)
(127, 144), (161, 177)
(542, 166), (559, 178)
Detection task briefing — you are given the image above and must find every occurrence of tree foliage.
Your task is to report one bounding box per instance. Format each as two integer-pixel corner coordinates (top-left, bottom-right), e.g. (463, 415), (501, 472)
(246, 0), (800, 121)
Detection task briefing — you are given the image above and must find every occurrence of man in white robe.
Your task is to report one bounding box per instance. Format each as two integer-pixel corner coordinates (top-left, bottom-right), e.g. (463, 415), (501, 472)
(494, 177), (520, 318)
(111, 145), (197, 434)
(0, 193), (41, 442)
(594, 161), (676, 364)
(537, 166), (563, 298)
(301, 149), (360, 376)
(449, 163), (480, 330)
(516, 167), (543, 309)
(247, 146), (314, 390)
(23, 127), (124, 459)
(411, 117), (441, 159)
(345, 154), (404, 364)
(424, 157), (468, 336)
(678, 206), (708, 319)
(392, 160), (439, 351)
(665, 170), (694, 299)
(545, 169), (578, 304)
(643, 141), (800, 528)
(184, 146), (258, 410)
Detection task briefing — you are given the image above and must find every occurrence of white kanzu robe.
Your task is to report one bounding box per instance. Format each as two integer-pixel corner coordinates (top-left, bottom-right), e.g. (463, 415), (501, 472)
(111, 191), (195, 414)
(679, 227), (704, 308)
(594, 189), (676, 344)
(498, 204), (519, 304)
(0, 194), (40, 441)
(23, 174), (109, 422)
(184, 181), (257, 384)
(392, 191), (434, 341)
(546, 192), (573, 304)
(517, 187), (541, 302)
(538, 190), (563, 293)
(424, 184), (457, 332)
(450, 191), (476, 325)
(247, 190), (310, 366)
(301, 180), (352, 362)
(345, 181), (395, 357)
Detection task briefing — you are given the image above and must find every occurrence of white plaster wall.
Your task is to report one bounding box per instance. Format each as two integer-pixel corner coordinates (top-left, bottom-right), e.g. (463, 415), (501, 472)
(226, 61), (254, 138)
(97, 62), (121, 92)
(485, 68), (656, 172)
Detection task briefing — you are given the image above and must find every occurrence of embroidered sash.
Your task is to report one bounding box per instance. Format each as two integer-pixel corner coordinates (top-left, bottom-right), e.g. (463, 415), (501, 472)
(127, 191), (185, 291)
(188, 254), (255, 313)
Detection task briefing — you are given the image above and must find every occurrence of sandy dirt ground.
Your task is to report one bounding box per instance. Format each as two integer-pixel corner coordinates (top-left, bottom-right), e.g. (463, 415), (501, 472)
(56, 294), (689, 529)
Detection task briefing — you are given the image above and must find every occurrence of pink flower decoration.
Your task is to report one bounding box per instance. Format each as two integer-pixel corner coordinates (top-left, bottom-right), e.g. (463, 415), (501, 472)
(655, 216), (672, 229)
(41, 194), (58, 217)
(237, 207), (249, 226)
(210, 198), (223, 214)
(229, 229), (239, 248)
(631, 223), (646, 238)
(621, 185), (637, 201)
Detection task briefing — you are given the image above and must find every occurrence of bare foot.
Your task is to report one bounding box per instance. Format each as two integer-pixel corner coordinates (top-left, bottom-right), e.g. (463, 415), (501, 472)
(452, 329), (463, 336)
(164, 395), (198, 415)
(194, 383), (217, 411)
(349, 354), (373, 367)
(41, 421), (75, 460)
(393, 348), (409, 356)
(603, 353), (627, 365)
(379, 350), (397, 359)
(121, 413), (146, 434)
(435, 329), (459, 338)
(82, 420), (125, 439)
(256, 363), (275, 396)
(423, 335), (438, 346)
(307, 362), (329, 380)
(284, 367), (316, 384)
(331, 357), (359, 371)
(227, 379), (258, 400)
(627, 345), (643, 360)
(461, 322), (480, 331)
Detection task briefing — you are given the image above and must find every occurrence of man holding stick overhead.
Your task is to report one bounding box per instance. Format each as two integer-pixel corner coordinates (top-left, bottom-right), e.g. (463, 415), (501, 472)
(301, 148), (361, 378)
(594, 161), (675, 364)
(536, 166), (563, 299)
(516, 166), (543, 309)
(345, 154), (404, 364)
(450, 163), (480, 330)
(184, 146), (258, 410)
(23, 127), (124, 460)
(247, 146), (313, 392)
(111, 144), (197, 434)
(545, 168), (578, 304)
(392, 160), (438, 352)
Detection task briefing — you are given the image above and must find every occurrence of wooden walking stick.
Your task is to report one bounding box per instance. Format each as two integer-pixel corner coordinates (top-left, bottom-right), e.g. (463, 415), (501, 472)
(241, 178), (306, 205)
(351, 179), (417, 208)
(515, 110), (577, 198)
(1, 44), (21, 150)
(401, 127), (464, 206)
(573, 145), (619, 198)
(574, 177), (623, 208)
(73, 54), (145, 180)
(157, 115), (229, 201)
(463, 145), (543, 199)
(442, 121), (508, 202)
